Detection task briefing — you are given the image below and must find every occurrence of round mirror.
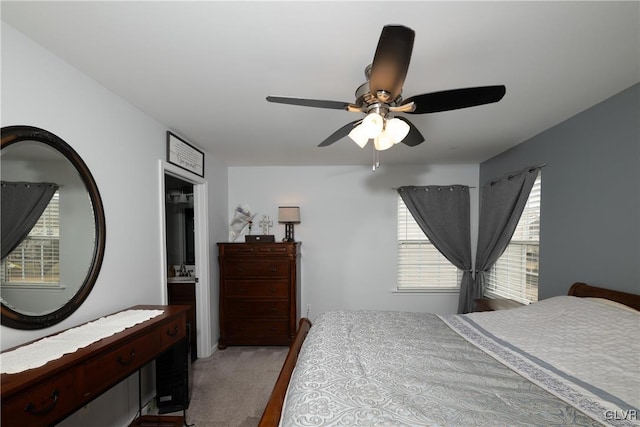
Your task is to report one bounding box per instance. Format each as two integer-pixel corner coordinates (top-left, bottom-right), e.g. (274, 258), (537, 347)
(1, 126), (106, 329)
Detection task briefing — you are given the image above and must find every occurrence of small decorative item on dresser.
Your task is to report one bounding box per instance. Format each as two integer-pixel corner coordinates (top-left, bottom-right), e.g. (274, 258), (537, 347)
(246, 214), (276, 242)
(278, 206), (301, 242)
(245, 234), (275, 242)
(229, 204), (256, 241)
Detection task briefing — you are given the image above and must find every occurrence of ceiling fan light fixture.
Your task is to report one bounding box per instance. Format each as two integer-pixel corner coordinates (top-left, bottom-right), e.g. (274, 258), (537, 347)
(348, 125), (370, 148)
(361, 112), (384, 138)
(384, 117), (410, 143)
(374, 131), (395, 151)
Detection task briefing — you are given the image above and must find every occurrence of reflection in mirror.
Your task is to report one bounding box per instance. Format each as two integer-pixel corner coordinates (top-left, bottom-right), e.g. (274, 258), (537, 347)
(1, 126), (105, 329)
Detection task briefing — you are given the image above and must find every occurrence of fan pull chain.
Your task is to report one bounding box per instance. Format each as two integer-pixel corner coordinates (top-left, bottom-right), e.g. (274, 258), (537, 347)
(372, 146), (380, 171)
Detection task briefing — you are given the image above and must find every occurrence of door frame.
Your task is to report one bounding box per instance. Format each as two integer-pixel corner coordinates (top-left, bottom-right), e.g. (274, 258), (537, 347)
(159, 160), (212, 358)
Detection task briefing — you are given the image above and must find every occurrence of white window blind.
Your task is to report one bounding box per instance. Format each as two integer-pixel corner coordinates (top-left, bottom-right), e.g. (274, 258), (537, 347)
(397, 195), (460, 289)
(485, 173), (541, 303)
(1, 191), (60, 285)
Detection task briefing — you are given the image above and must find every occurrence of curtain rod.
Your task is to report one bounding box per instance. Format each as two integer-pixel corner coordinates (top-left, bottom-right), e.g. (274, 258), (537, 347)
(485, 163), (547, 187)
(393, 185), (477, 190)
(393, 163), (547, 191)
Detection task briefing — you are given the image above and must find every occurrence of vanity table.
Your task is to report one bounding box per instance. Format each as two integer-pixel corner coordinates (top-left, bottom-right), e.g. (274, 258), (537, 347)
(1, 305), (189, 427)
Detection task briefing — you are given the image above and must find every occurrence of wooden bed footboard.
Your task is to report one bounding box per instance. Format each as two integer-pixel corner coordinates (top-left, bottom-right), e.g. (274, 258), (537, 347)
(259, 318), (312, 427)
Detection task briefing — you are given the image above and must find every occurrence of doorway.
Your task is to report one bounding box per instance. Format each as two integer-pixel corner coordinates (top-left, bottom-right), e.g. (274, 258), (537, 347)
(165, 175), (194, 269)
(165, 174), (197, 361)
(160, 160), (212, 360)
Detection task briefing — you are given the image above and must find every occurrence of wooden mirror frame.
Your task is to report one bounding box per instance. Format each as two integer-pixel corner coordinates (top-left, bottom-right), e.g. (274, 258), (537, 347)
(1, 125), (106, 329)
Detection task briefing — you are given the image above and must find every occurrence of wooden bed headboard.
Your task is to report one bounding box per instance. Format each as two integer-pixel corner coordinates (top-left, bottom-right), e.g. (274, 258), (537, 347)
(568, 282), (640, 311)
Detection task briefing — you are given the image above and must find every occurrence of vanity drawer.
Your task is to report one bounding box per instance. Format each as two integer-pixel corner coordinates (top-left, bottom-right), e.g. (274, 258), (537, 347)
(223, 280), (289, 297)
(160, 315), (187, 348)
(225, 300), (289, 317)
(223, 260), (289, 278)
(81, 333), (160, 399)
(2, 370), (76, 427)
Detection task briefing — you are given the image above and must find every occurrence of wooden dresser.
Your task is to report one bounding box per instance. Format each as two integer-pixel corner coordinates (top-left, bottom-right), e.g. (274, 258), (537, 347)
(1, 305), (188, 427)
(217, 242), (300, 349)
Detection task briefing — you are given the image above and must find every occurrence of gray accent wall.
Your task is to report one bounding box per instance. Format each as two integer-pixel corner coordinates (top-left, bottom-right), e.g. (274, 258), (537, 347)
(480, 83), (639, 299)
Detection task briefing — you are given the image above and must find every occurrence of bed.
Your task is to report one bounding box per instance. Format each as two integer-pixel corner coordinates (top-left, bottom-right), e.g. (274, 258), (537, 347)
(259, 283), (640, 426)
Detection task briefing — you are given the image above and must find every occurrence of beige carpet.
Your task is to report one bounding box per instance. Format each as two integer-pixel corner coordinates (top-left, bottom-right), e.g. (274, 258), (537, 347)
(168, 346), (288, 427)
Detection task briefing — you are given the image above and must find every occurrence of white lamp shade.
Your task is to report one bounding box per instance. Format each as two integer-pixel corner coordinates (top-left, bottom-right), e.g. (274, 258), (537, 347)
(361, 112), (384, 138)
(278, 206), (301, 223)
(348, 124), (370, 148)
(373, 131), (395, 151)
(384, 118), (410, 143)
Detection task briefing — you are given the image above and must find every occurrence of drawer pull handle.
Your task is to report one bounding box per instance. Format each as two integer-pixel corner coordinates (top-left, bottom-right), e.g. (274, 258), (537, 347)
(237, 288), (245, 292)
(25, 389), (59, 415)
(271, 308), (277, 312)
(269, 288), (277, 293)
(166, 325), (179, 337)
(117, 349), (136, 365)
(269, 267), (277, 272)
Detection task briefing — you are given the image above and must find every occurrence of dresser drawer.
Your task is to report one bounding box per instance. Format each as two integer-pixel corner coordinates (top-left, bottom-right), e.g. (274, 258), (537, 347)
(225, 300), (289, 317)
(223, 260), (289, 278)
(226, 319), (289, 338)
(223, 280), (289, 297)
(2, 370), (76, 427)
(81, 332), (160, 399)
(221, 244), (295, 256)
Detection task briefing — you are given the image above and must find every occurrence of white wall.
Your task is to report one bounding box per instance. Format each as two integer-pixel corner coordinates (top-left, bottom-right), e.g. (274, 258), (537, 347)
(1, 22), (226, 426)
(228, 164), (479, 320)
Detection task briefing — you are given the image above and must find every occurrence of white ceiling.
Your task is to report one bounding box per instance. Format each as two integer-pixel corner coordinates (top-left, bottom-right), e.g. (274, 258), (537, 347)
(2, 1), (638, 167)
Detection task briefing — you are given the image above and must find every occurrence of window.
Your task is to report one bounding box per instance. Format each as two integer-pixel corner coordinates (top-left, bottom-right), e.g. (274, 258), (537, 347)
(485, 173), (541, 303)
(1, 191), (60, 286)
(397, 195), (460, 289)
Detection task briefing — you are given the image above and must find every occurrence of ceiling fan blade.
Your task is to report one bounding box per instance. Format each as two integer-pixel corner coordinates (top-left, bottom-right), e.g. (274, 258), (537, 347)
(318, 120), (360, 147)
(266, 96), (352, 111)
(395, 117), (425, 147)
(369, 25), (415, 102)
(403, 85), (506, 114)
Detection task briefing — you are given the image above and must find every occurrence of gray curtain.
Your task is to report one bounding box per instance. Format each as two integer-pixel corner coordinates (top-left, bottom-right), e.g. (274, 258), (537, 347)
(459, 166), (541, 313)
(398, 185), (472, 312)
(1, 181), (59, 260)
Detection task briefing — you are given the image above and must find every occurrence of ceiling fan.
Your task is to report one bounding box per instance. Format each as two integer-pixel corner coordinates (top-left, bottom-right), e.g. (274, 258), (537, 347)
(266, 25), (506, 153)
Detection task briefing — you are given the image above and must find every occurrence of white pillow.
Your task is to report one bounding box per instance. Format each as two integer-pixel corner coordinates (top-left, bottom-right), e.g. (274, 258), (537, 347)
(584, 297), (639, 313)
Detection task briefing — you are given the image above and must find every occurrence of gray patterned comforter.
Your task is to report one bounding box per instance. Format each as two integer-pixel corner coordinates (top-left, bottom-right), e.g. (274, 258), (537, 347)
(280, 298), (639, 426)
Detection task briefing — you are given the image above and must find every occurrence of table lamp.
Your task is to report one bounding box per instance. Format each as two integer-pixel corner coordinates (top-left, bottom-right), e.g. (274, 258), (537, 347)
(278, 206), (300, 242)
